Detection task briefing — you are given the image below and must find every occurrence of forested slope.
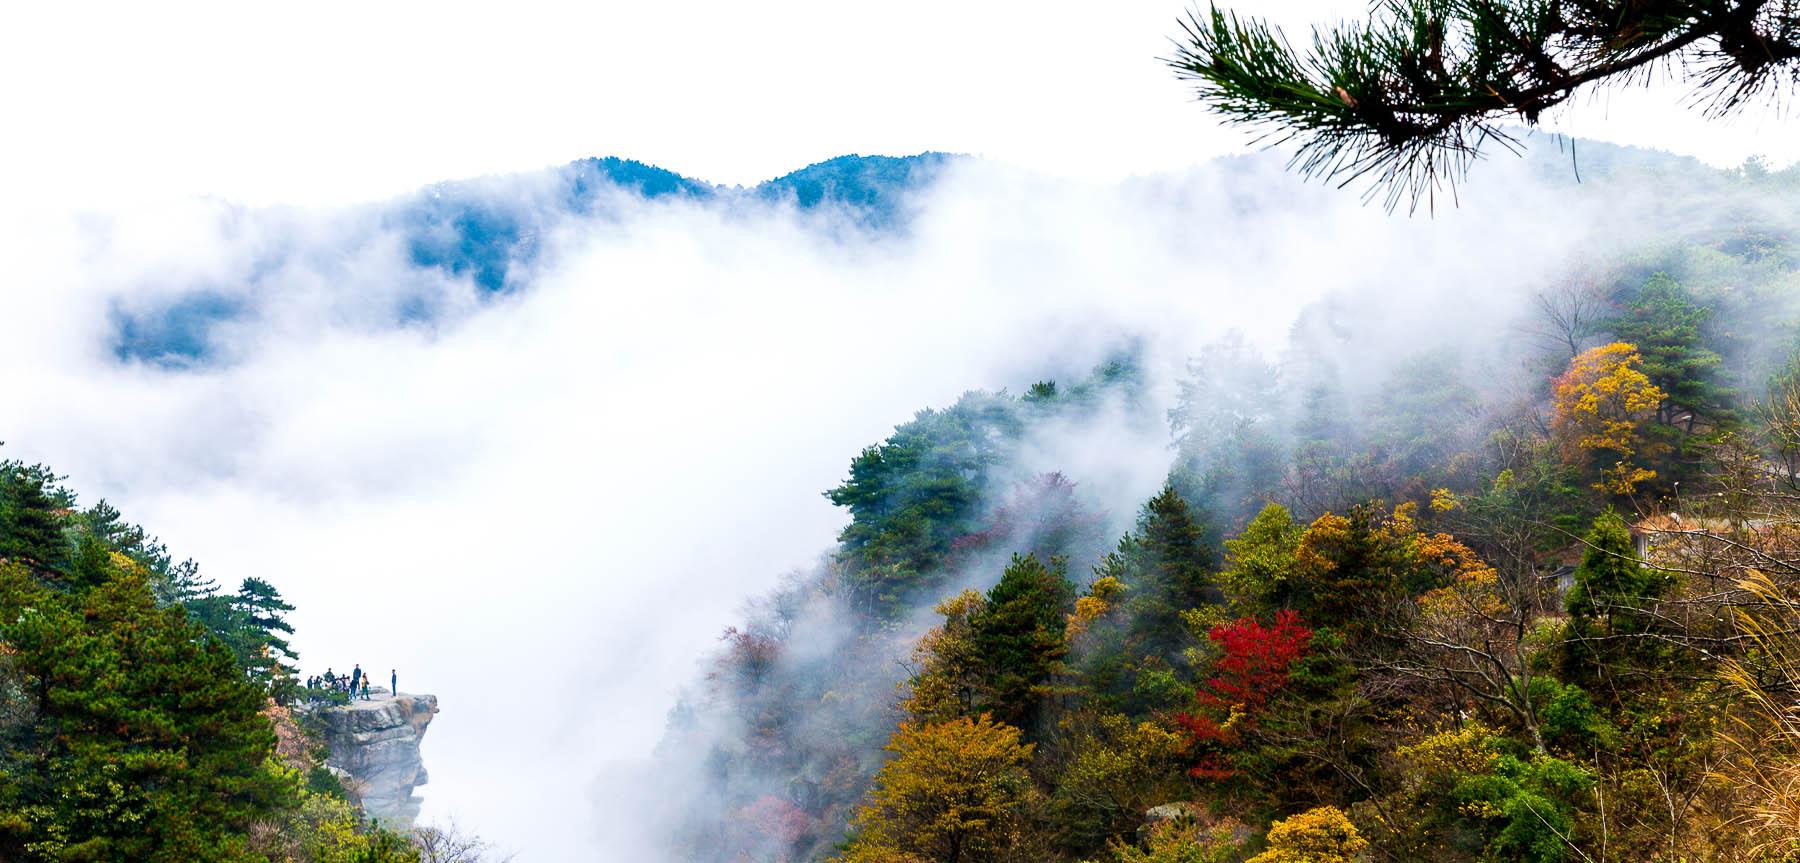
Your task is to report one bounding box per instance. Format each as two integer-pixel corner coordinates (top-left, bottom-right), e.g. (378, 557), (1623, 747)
(0, 461), (493, 861)
(651, 151), (1800, 863)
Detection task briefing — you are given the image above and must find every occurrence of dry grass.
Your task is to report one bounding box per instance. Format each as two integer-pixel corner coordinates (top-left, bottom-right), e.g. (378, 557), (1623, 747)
(1716, 571), (1800, 857)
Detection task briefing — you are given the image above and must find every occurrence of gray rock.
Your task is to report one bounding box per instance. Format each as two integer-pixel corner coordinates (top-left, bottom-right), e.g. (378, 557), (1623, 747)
(1137, 801), (1205, 843)
(1144, 802), (1200, 821)
(316, 693), (439, 828)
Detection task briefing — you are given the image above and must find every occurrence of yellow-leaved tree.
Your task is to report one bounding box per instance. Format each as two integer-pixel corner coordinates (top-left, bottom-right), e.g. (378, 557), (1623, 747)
(1550, 342), (1667, 494)
(902, 589), (989, 723)
(840, 714), (1036, 863)
(1246, 806), (1366, 863)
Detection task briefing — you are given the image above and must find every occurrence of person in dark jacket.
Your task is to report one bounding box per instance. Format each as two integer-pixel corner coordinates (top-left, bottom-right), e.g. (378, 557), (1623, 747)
(350, 664), (362, 693)
(391, 669), (397, 696)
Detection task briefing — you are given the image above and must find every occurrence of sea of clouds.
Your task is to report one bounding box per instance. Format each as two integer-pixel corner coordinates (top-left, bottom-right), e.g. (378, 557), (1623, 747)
(0, 148), (1628, 859)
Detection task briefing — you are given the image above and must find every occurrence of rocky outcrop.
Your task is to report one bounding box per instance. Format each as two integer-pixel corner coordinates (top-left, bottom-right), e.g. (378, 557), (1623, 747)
(316, 692), (439, 827)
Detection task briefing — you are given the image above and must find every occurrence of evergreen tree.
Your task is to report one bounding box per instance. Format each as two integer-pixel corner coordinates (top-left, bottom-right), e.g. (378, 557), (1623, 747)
(66, 531), (113, 591)
(1167, 334), (1285, 525)
(0, 562), (286, 862)
(1562, 512), (1670, 689)
(157, 557), (219, 608)
(1564, 512), (1659, 623)
(971, 554), (1075, 732)
(1287, 505), (1420, 641)
(79, 499), (177, 590)
(233, 577), (301, 696)
(1079, 486), (1226, 717)
(1136, 484), (1224, 618)
(1169, 332), (1280, 460)
(185, 578), (301, 697)
(825, 392), (1022, 617)
(79, 499), (160, 567)
(1366, 350), (1480, 480)
(0, 461), (69, 574)
(1609, 273), (1733, 433)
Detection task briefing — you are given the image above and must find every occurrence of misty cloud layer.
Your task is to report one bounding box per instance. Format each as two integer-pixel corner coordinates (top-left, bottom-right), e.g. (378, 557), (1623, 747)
(0, 144), (1706, 859)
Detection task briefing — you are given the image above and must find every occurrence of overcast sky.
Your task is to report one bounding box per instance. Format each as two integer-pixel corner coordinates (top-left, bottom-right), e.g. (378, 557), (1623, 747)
(4, 0), (1798, 207)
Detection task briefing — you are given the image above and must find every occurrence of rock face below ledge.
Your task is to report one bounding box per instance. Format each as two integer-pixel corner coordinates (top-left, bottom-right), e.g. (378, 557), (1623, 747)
(318, 692), (439, 827)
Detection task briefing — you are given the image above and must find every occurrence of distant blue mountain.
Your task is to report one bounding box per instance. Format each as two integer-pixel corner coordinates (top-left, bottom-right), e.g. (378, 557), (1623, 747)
(757, 153), (954, 229)
(112, 153), (954, 367)
(567, 157), (718, 205)
(399, 198), (527, 295)
(395, 153), (944, 293)
(110, 292), (244, 367)
(397, 157), (722, 293)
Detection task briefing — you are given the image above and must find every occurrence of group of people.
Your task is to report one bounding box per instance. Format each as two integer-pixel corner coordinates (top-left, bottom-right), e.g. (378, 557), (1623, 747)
(306, 663), (398, 702)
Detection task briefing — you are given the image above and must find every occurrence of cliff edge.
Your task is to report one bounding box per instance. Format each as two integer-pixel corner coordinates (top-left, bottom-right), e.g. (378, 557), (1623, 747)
(316, 692), (439, 827)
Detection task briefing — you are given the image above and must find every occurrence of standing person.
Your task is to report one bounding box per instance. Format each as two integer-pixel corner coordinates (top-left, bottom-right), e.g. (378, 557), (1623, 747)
(361, 676), (371, 700)
(325, 668), (335, 691)
(350, 664), (362, 694)
(391, 668), (397, 696)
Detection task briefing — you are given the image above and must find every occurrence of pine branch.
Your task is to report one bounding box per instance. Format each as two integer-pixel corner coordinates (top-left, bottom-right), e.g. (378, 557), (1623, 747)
(1168, 0), (1800, 211)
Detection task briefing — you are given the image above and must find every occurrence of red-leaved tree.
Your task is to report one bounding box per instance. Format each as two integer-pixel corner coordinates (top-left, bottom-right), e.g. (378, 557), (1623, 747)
(1175, 610), (1312, 779)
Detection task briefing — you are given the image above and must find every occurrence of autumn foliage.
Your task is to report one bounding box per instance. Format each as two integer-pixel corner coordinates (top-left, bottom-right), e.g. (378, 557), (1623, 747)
(841, 715), (1036, 863)
(730, 795), (814, 862)
(1550, 342), (1667, 493)
(694, 262), (1797, 863)
(1245, 806), (1366, 863)
(1175, 611), (1312, 779)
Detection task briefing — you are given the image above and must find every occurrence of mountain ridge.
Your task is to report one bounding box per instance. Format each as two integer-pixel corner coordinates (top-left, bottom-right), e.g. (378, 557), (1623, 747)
(105, 140), (1769, 369)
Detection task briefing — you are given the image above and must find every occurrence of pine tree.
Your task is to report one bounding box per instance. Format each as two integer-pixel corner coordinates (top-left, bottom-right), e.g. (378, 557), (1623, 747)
(67, 532), (116, 592)
(233, 577), (300, 696)
(80, 500), (157, 565)
(1610, 273), (1733, 433)
(79, 499), (176, 587)
(1076, 487), (1227, 717)
(0, 461), (69, 574)
(0, 562), (286, 862)
(971, 554), (1075, 732)
(185, 578), (301, 696)
(1289, 505), (1421, 640)
(1562, 511), (1669, 689)
(824, 392), (1021, 617)
(1102, 485), (1221, 662)
(1139, 484), (1224, 613)
(157, 557), (219, 608)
